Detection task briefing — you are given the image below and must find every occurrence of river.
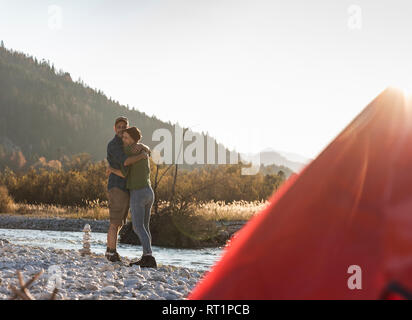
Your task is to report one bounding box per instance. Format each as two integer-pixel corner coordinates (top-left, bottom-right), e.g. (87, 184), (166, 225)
(0, 228), (224, 271)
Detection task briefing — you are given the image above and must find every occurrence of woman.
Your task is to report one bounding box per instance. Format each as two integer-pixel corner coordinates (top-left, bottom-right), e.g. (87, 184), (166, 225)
(108, 126), (157, 268)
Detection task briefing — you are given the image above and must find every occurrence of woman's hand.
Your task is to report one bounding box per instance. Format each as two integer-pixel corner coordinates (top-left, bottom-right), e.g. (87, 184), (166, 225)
(106, 166), (113, 177)
(131, 143), (151, 156)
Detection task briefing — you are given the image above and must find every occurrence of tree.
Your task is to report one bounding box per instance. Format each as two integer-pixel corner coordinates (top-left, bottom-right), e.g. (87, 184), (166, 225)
(171, 127), (188, 201)
(1, 40), (4, 48)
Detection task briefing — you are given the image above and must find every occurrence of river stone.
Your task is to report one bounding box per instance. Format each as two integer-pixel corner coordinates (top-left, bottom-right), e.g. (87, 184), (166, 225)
(179, 268), (191, 278)
(150, 274), (166, 283)
(124, 278), (141, 288)
(101, 285), (119, 294)
(85, 283), (99, 291)
(99, 264), (115, 272)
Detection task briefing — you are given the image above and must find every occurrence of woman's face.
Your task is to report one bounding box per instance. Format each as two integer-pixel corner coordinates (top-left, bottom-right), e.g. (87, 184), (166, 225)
(122, 131), (135, 146)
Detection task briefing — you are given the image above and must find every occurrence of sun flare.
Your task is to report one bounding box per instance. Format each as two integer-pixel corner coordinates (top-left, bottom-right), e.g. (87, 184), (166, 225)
(391, 79), (412, 98)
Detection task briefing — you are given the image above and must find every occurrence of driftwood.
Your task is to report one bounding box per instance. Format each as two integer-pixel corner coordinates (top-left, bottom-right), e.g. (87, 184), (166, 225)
(9, 270), (58, 300)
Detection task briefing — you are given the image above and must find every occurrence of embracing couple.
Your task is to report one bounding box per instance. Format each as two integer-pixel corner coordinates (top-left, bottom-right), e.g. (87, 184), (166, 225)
(105, 116), (157, 268)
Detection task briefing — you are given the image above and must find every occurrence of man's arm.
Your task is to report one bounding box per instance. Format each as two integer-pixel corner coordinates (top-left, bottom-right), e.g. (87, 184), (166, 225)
(108, 166), (126, 178)
(108, 141), (128, 167)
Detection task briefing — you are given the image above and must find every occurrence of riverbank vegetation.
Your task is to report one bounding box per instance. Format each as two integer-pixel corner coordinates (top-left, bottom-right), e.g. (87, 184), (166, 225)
(0, 198), (268, 222)
(0, 156), (283, 247)
(0, 156), (283, 213)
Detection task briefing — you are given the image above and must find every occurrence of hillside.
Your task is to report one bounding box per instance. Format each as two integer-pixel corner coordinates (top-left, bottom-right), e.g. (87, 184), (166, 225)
(0, 45), (293, 176)
(0, 45), (175, 166)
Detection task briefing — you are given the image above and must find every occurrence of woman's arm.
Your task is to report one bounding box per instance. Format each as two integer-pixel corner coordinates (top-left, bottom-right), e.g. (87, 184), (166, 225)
(129, 143), (151, 156)
(108, 166), (126, 178)
(124, 151), (149, 167)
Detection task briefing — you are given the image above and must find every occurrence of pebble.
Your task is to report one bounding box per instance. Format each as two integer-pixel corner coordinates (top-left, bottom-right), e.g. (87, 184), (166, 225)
(85, 283), (99, 291)
(0, 242), (203, 300)
(124, 278), (140, 288)
(101, 286), (119, 294)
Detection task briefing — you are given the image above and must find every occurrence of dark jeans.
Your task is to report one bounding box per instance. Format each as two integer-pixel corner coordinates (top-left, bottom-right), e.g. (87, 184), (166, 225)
(130, 186), (154, 255)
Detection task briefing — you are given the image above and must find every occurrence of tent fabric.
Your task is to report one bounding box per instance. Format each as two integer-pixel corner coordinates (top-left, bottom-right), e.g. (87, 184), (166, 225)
(189, 87), (412, 300)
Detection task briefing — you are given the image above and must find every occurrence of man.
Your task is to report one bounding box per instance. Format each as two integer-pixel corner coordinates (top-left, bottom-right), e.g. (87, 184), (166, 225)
(105, 116), (150, 262)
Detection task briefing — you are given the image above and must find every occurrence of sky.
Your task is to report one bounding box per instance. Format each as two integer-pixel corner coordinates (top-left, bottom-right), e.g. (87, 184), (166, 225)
(1, 0), (412, 159)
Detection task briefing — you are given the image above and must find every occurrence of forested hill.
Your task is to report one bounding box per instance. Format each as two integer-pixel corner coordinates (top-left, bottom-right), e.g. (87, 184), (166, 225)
(0, 45), (178, 166)
(0, 45), (294, 176)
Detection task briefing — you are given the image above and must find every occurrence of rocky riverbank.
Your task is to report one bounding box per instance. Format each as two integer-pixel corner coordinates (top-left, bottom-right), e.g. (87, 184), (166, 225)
(0, 214), (109, 233)
(0, 240), (204, 300)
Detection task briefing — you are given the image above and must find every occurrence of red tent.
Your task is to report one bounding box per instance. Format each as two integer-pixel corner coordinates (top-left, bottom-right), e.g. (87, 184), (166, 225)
(189, 87), (412, 300)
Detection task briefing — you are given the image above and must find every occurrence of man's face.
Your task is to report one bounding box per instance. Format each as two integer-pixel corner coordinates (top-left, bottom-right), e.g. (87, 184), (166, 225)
(114, 121), (128, 138)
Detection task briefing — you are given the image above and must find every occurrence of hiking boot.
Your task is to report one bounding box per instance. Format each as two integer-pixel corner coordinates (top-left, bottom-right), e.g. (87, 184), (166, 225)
(105, 250), (121, 262)
(141, 255), (157, 268)
(129, 255), (157, 268)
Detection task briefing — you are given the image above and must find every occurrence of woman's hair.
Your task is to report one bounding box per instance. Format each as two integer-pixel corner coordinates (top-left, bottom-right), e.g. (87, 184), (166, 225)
(122, 127), (142, 143)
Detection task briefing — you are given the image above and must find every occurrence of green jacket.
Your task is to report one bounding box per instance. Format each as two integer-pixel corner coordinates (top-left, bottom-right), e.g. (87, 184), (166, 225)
(121, 145), (151, 190)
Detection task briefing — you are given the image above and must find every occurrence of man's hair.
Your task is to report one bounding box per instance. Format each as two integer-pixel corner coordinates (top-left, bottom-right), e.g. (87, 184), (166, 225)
(115, 116), (129, 127)
(122, 127), (142, 143)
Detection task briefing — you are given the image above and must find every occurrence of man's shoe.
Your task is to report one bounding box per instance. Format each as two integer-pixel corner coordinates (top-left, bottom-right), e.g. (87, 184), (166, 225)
(105, 250), (121, 262)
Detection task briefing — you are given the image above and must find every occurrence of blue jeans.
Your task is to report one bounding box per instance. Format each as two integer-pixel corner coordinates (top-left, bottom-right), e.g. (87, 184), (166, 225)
(130, 187), (154, 255)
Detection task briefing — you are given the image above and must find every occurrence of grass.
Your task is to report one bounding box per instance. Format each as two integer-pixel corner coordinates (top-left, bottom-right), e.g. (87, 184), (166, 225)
(3, 203), (110, 220)
(191, 200), (269, 221)
(1, 200), (268, 222)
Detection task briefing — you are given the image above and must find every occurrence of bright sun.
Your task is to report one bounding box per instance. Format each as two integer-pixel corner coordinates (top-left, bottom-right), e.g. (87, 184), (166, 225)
(391, 79), (412, 97)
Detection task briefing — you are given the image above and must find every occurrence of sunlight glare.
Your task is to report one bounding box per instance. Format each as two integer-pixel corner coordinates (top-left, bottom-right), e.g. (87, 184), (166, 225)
(391, 79), (412, 98)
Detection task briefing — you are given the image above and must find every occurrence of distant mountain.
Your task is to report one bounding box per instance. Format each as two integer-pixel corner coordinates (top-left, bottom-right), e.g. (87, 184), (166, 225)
(241, 149), (309, 173)
(277, 150), (312, 166)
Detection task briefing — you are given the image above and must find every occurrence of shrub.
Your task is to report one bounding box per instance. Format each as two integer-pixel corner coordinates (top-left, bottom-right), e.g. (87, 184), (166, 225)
(0, 185), (15, 213)
(119, 202), (225, 248)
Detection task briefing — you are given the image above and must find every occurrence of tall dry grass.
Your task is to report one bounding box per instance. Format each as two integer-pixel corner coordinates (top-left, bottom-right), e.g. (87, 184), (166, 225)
(193, 200), (269, 221)
(10, 202), (109, 220)
(3, 200), (267, 222)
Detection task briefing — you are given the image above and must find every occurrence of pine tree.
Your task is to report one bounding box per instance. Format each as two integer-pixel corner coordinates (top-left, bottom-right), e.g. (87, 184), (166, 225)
(0, 40), (4, 48)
